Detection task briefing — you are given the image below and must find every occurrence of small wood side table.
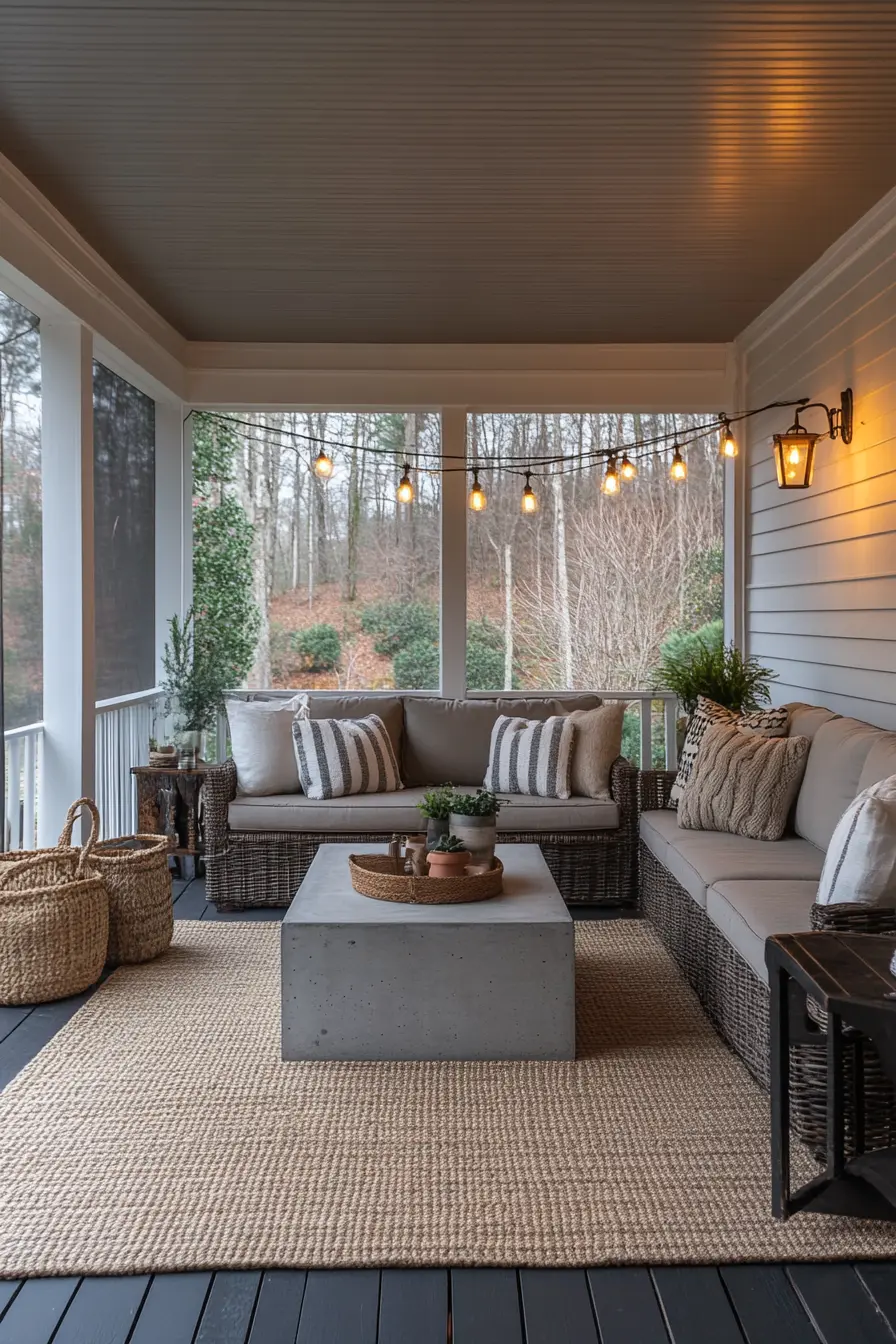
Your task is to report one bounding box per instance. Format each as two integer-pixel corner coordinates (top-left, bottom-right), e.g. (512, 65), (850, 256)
(131, 762), (208, 879)
(766, 931), (896, 1223)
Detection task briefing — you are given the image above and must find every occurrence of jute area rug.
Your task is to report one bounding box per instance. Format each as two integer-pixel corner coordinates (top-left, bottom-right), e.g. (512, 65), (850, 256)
(1, 919), (895, 1277)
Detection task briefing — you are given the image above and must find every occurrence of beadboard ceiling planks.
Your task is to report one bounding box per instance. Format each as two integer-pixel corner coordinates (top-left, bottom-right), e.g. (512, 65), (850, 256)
(1, 0), (895, 343)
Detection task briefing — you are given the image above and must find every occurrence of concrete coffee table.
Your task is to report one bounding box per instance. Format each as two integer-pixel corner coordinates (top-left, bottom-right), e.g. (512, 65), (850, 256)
(281, 843), (575, 1061)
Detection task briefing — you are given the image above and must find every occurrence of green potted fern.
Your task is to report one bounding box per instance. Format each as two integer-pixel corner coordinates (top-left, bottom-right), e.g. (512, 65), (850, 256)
(656, 632), (778, 746)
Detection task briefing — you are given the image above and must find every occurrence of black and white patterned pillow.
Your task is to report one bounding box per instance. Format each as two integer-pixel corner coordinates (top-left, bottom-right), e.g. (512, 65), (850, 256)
(292, 714), (403, 800)
(485, 715), (575, 799)
(668, 697), (789, 807)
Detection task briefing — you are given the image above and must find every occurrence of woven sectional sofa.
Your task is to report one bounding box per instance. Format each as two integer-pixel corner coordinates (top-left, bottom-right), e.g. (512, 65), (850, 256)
(204, 693), (638, 910)
(639, 701), (896, 1150)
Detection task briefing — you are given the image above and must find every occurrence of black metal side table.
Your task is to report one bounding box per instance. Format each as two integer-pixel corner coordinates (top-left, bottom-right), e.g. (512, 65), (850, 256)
(766, 931), (896, 1222)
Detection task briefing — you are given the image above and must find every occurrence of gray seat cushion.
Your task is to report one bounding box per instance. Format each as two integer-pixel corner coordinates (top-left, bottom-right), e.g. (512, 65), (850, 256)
(496, 794), (618, 832)
(639, 811), (824, 909)
(401, 695), (603, 786)
(794, 716), (885, 851)
(230, 788), (617, 834)
(706, 880), (819, 983)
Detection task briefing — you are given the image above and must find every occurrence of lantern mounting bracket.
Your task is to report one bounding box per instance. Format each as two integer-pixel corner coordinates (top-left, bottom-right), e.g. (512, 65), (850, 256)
(794, 389), (853, 444)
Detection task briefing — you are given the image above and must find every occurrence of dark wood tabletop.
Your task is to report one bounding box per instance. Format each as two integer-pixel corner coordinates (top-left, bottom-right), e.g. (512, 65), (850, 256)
(766, 931), (896, 1010)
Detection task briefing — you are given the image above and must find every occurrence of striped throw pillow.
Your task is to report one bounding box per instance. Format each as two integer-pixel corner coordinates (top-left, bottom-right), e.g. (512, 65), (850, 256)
(292, 714), (403, 800)
(485, 715), (575, 799)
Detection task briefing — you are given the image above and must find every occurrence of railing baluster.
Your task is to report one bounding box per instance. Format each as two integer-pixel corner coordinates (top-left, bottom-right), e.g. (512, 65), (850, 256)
(7, 739), (23, 851)
(639, 696), (652, 771)
(23, 733), (36, 849)
(665, 696), (679, 770)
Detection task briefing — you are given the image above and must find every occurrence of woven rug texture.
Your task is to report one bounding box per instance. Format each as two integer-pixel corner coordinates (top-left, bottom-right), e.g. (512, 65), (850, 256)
(1, 918), (895, 1275)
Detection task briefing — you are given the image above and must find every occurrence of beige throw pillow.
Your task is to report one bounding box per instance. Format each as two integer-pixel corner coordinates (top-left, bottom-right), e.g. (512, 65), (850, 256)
(568, 703), (625, 800)
(816, 775), (896, 906)
(677, 722), (810, 841)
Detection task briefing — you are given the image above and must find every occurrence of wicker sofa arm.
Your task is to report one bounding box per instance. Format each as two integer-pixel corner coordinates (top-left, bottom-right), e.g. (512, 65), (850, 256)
(811, 902), (896, 934)
(638, 768), (677, 812)
(203, 759), (238, 857)
(609, 755), (637, 809)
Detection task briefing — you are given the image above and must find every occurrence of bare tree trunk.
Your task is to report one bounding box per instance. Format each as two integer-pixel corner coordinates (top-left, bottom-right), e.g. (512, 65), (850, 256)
(503, 543), (514, 690)
(345, 414), (361, 602)
(246, 424), (271, 686)
(306, 470), (315, 610)
(551, 416), (573, 688)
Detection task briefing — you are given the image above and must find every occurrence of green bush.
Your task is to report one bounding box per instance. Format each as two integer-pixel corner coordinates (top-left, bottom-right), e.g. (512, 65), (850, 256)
(658, 619), (723, 666)
(361, 600), (438, 657)
(466, 639), (505, 691)
(393, 636), (439, 690)
(296, 623), (341, 672)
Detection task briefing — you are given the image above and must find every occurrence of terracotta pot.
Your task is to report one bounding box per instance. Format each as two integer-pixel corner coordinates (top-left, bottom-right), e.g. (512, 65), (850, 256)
(426, 850), (470, 879)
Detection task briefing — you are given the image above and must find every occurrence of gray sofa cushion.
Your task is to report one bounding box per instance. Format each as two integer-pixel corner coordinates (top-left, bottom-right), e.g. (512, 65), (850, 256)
(307, 695), (404, 764)
(784, 702), (841, 742)
(706, 880), (819, 982)
(496, 793), (618, 832)
(401, 695), (602, 786)
(858, 732), (896, 792)
(230, 788), (617, 834)
(639, 809), (682, 869)
(794, 716), (885, 851)
(639, 811), (824, 909)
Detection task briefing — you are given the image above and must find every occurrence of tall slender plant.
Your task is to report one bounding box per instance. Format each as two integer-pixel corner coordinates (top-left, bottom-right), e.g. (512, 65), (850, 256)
(161, 608), (227, 732)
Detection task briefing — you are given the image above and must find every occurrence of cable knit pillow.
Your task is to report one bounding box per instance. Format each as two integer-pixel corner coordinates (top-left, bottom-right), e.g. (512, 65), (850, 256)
(677, 722), (810, 841)
(668, 696), (790, 807)
(816, 776), (896, 906)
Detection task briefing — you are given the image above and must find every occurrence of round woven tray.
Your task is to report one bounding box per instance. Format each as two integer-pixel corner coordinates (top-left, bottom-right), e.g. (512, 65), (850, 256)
(348, 854), (504, 905)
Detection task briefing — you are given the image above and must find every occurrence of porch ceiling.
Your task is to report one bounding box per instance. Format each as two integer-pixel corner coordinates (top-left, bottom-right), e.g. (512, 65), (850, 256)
(2, 1), (895, 345)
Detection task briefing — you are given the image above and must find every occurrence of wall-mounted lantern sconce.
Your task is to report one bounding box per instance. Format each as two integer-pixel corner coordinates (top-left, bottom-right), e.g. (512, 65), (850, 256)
(773, 388), (853, 489)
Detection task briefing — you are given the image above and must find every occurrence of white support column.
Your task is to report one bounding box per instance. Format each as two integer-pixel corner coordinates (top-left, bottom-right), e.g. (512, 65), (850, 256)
(155, 399), (188, 681)
(181, 412), (194, 613)
(39, 321), (95, 844)
(439, 408), (467, 698)
(724, 343), (746, 651)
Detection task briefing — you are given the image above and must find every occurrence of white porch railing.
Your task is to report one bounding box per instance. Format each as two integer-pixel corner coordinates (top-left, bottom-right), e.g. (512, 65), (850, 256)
(218, 689), (681, 771)
(4, 722), (44, 850)
(95, 688), (163, 839)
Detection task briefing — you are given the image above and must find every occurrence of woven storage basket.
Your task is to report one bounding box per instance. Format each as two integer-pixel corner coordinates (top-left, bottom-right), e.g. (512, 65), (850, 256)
(348, 854), (504, 905)
(0, 806), (108, 1005)
(60, 799), (173, 966)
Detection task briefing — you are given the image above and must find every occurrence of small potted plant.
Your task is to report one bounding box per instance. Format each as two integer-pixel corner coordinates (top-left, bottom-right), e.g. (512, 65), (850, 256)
(417, 783), (456, 850)
(449, 788), (503, 871)
(655, 628), (777, 738)
(161, 608), (224, 766)
(426, 834), (471, 879)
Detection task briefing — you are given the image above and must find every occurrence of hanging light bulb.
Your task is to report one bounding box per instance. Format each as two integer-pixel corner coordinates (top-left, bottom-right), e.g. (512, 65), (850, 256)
(468, 469), (487, 513)
(396, 463), (414, 504)
(601, 455), (620, 495)
(620, 453), (637, 480)
(521, 470), (538, 515)
(313, 448), (334, 479)
(719, 417), (738, 459)
(670, 445), (687, 482)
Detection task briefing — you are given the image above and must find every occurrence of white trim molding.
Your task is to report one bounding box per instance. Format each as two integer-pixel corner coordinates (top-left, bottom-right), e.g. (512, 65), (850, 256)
(185, 341), (733, 411)
(0, 152), (187, 398)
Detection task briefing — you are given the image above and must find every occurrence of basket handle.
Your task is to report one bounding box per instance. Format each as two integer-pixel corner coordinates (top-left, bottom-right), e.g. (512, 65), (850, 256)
(0, 848), (93, 895)
(58, 797), (101, 873)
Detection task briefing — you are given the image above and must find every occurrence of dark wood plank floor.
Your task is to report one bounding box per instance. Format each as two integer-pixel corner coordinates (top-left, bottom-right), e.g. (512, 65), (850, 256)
(0, 876), (893, 1344)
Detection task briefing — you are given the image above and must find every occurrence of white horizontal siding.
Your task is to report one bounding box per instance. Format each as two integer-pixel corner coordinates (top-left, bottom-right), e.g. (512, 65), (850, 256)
(739, 191), (896, 729)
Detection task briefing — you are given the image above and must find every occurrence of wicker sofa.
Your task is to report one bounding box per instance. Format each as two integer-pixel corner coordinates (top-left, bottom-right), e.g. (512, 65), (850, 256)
(639, 701), (896, 1150)
(204, 693), (638, 911)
